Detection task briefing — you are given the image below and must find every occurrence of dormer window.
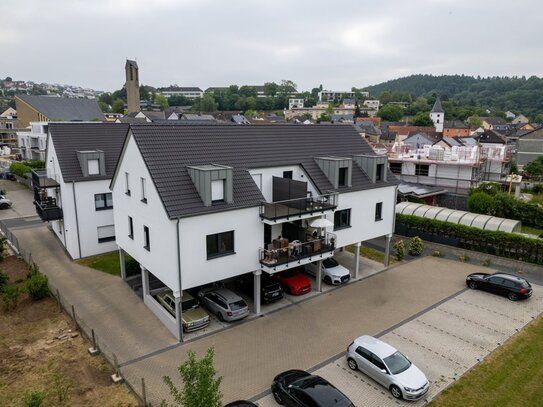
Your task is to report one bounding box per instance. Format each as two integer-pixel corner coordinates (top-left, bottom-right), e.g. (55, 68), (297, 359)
(338, 167), (348, 187)
(77, 150), (106, 177)
(187, 164), (233, 207)
(211, 179), (224, 202)
(315, 156), (352, 189)
(88, 159), (100, 175)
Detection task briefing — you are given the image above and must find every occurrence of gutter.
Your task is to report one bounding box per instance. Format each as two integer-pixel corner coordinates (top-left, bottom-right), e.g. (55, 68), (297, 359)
(176, 217), (183, 342)
(72, 181), (82, 259)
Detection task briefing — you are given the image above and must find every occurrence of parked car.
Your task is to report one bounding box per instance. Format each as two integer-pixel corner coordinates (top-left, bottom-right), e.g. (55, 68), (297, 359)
(276, 268), (311, 295)
(346, 335), (429, 400)
(155, 290), (210, 332)
(236, 272), (284, 303)
(224, 401), (257, 407)
(271, 369), (354, 406)
(305, 257), (350, 285)
(198, 287), (249, 322)
(0, 195), (12, 209)
(466, 272), (532, 301)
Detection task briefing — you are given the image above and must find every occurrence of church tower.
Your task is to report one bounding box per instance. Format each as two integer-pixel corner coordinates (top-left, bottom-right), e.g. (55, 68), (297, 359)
(125, 60), (140, 114)
(429, 96), (444, 132)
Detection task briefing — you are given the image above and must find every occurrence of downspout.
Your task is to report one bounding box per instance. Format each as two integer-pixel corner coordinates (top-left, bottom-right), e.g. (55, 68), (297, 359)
(72, 181), (82, 259)
(176, 217), (183, 342)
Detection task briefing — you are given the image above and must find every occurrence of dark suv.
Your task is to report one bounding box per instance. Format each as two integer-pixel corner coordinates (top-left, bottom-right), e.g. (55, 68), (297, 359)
(236, 273), (284, 304)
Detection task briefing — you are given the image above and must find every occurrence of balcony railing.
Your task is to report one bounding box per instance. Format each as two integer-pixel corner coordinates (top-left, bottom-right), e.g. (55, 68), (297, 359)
(259, 232), (336, 267)
(32, 169), (63, 221)
(260, 192), (338, 222)
(34, 199), (63, 221)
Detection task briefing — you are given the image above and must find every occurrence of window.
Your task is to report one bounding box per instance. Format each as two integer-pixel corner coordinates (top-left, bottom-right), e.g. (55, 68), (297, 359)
(283, 170), (293, 179)
(94, 193), (113, 210)
(415, 164), (429, 176)
(211, 179), (224, 202)
(143, 225), (150, 250)
(356, 346), (373, 362)
(125, 172), (130, 195)
(128, 216), (133, 239)
(371, 355), (387, 371)
(338, 167), (348, 187)
(141, 177), (147, 203)
(376, 164), (384, 181)
(389, 162), (402, 174)
(334, 209), (351, 230)
(375, 202), (383, 221)
(97, 225), (115, 243)
(88, 159), (100, 175)
(206, 231), (234, 259)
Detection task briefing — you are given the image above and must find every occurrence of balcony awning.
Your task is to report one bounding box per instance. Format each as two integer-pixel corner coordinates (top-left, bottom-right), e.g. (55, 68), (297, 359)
(398, 182), (448, 199)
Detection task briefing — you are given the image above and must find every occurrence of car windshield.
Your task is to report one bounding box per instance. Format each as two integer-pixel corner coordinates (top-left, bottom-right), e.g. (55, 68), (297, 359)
(323, 258), (339, 268)
(181, 297), (199, 311)
(229, 300), (247, 311)
(521, 281), (531, 289)
(383, 351), (411, 375)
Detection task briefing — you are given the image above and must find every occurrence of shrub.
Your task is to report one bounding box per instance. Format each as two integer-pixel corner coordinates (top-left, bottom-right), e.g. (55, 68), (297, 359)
(393, 240), (405, 261)
(532, 184), (543, 194)
(0, 236), (7, 261)
(459, 254), (470, 262)
(9, 162), (32, 178)
(470, 182), (503, 196)
(431, 250), (443, 257)
(467, 192), (495, 215)
(25, 391), (46, 407)
(408, 236), (424, 256)
(0, 270), (8, 292)
(27, 262), (40, 278)
(2, 284), (21, 312)
(26, 272), (49, 301)
(481, 257), (491, 267)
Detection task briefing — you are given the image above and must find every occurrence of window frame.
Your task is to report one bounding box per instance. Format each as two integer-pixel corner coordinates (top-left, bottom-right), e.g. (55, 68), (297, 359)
(206, 230), (235, 259)
(415, 164), (429, 176)
(97, 225), (115, 243)
(375, 202), (383, 221)
(141, 177), (147, 203)
(334, 208), (351, 231)
(88, 159), (100, 176)
(389, 162), (402, 174)
(338, 166), (348, 187)
(376, 163), (384, 181)
(143, 225), (150, 251)
(94, 192), (113, 211)
(283, 170), (293, 179)
(128, 216), (134, 239)
(125, 172), (131, 195)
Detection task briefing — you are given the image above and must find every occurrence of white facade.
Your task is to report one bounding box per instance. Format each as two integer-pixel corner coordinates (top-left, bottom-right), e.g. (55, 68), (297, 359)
(362, 100), (380, 110)
(160, 89), (204, 100)
(430, 111), (444, 133)
(17, 121), (48, 160)
(45, 138), (117, 259)
(289, 99), (304, 109)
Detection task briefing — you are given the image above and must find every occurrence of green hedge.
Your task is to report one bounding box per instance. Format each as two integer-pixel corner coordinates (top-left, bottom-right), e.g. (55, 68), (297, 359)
(396, 214), (543, 265)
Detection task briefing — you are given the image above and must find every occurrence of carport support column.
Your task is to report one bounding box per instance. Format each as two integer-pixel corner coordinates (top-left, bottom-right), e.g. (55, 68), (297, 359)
(174, 292), (183, 342)
(253, 270), (262, 315)
(316, 260), (323, 292)
(141, 265), (150, 297)
(384, 234), (392, 267)
(119, 248), (127, 281)
(354, 242), (361, 279)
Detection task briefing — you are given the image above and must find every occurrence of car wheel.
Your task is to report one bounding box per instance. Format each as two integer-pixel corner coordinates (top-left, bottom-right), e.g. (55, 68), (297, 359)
(508, 292), (518, 301)
(272, 389), (283, 405)
(347, 358), (358, 371)
(217, 311), (225, 322)
(390, 384), (403, 399)
(468, 281), (477, 289)
(323, 276), (332, 285)
(0, 203), (8, 209)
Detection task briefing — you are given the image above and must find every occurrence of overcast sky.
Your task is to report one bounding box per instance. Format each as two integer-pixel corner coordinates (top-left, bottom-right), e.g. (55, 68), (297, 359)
(2, 0), (542, 93)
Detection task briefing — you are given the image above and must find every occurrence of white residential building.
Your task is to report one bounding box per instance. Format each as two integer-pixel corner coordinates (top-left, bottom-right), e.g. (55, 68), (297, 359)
(111, 124), (398, 339)
(32, 123), (129, 259)
(17, 122), (48, 161)
(159, 87), (204, 100)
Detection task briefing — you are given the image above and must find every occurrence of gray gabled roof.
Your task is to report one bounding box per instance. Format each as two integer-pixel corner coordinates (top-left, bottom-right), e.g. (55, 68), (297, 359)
(16, 95), (104, 122)
(431, 97), (444, 113)
(128, 124), (397, 219)
(49, 123), (129, 182)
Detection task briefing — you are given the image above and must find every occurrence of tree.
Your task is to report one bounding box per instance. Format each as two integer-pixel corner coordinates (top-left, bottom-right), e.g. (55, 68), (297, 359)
(111, 98), (125, 113)
(412, 112), (434, 126)
(524, 157), (543, 180)
(154, 94), (169, 109)
(468, 192), (495, 215)
(161, 347), (222, 407)
(377, 104), (404, 122)
(97, 101), (110, 113)
(194, 94), (217, 112)
(263, 82), (278, 97)
(467, 114), (482, 128)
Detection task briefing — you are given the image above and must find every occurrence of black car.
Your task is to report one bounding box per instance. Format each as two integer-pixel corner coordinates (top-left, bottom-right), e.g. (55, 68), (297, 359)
(271, 369), (354, 407)
(466, 272), (532, 301)
(236, 273), (283, 304)
(224, 401), (257, 407)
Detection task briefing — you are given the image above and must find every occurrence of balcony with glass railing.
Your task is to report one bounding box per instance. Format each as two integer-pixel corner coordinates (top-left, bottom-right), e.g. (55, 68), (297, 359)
(32, 169), (63, 221)
(259, 192), (338, 224)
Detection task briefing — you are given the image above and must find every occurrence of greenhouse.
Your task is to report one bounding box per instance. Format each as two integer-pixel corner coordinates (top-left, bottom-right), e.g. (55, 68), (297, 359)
(395, 202), (521, 233)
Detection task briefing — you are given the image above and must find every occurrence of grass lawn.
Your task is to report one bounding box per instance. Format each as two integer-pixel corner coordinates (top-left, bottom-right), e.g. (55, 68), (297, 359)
(430, 315), (543, 407)
(345, 244), (398, 265)
(76, 251), (122, 276)
(521, 225), (543, 237)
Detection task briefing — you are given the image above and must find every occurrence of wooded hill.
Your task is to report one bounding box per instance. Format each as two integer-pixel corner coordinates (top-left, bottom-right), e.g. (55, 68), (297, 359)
(365, 74), (543, 120)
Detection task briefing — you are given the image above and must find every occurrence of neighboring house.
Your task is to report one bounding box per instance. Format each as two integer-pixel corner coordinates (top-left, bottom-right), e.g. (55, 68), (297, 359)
(17, 122), (48, 160)
(512, 114), (529, 125)
(318, 90), (366, 102)
(32, 123), (129, 259)
(481, 117), (507, 130)
(15, 94), (105, 127)
(401, 132), (440, 149)
(231, 114), (251, 124)
(0, 107), (19, 149)
(110, 124), (398, 339)
(429, 97), (444, 133)
(341, 99), (355, 109)
(289, 98), (304, 109)
(284, 105), (354, 121)
(362, 100), (380, 110)
(158, 86), (204, 100)
(443, 120), (470, 138)
(505, 111), (516, 120)
(331, 114), (354, 124)
(516, 126), (543, 167)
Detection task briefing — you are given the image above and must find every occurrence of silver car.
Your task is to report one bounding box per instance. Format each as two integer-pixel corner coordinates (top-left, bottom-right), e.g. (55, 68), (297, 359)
(198, 287), (249, 322)
(346, 335), (429, 400)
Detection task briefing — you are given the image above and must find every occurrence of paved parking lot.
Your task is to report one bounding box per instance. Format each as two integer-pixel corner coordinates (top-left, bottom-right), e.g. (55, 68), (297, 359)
(255, 283), (543, 406)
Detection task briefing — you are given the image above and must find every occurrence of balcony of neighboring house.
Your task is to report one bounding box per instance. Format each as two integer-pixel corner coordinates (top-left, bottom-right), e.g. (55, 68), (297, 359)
(260, 192), (338, 224)
(32, 169), (63, 221)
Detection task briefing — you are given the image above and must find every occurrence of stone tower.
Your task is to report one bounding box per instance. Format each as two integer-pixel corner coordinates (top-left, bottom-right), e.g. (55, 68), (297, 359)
(429, 96), (444, 133)
(125, 60), (140, 113)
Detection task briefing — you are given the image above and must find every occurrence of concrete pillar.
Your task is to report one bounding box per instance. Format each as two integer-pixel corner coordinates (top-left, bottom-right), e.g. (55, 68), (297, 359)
(316, 259), (323, 292)
(174, 292), (183, 342)
(253, 270), (262, 315)
(354, 242), (361, 279)
(384, 234), (392, 267)
(515, 184), (521, 198)
(119, 248), (126, 281)
(141, 265), (150, 297)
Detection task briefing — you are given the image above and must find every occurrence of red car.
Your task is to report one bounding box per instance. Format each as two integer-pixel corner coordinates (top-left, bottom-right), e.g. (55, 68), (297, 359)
(277, 268), (311, 295)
